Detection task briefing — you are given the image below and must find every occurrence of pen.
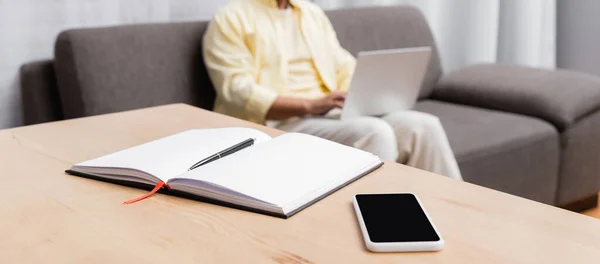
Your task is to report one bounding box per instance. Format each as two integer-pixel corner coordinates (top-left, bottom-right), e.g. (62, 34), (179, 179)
(188, 138), (255, 171)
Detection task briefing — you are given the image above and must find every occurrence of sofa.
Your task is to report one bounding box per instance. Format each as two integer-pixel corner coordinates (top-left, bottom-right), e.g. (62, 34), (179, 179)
(20, 6), (600, 210)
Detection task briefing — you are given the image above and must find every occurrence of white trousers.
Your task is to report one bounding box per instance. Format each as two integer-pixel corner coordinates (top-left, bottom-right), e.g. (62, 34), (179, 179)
(270, 110), (463, 180)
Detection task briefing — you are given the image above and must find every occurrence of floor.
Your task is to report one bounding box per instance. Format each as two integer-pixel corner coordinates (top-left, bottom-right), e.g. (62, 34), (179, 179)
(583, 195), (600, 219)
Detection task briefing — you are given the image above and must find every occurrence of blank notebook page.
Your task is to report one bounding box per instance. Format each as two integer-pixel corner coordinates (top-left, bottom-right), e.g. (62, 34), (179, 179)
(178, 133), (380, 208)
(76, 128), (272, 182)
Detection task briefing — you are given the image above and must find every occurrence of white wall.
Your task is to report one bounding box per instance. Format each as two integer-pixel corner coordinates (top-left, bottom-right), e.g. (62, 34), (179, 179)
(556, 0), (600, 75)
(0, 0), (228, 129)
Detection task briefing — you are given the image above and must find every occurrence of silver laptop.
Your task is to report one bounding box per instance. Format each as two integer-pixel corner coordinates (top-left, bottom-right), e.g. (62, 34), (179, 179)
(340, 47), (432, 120)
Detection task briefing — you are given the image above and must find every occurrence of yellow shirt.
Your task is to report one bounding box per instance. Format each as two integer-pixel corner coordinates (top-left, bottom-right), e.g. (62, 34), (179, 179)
(203, 0), (356, 124)
(279, 7), (327, 99)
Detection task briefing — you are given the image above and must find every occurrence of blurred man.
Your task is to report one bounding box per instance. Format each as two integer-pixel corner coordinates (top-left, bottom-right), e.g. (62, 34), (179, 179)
(203, 0), (462, 180)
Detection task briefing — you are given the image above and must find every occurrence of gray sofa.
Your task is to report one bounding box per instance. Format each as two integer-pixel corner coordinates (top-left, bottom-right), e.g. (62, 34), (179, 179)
(20, 6), (600, 210)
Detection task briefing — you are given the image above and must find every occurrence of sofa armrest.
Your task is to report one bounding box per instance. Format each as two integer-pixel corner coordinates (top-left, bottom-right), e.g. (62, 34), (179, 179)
(20, 59), (64, 125)
(432, 64), (600, 131)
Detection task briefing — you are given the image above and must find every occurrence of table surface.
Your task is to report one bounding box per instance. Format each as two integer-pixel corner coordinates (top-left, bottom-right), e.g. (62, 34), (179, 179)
(1, 104), (600, 263)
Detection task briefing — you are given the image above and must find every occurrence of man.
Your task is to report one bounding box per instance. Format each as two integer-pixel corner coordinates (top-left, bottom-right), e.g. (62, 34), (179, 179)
(203, 0), (462, 180)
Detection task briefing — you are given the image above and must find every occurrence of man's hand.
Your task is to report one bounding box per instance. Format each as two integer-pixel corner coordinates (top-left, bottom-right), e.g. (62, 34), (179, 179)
(266, 91), (347, 120)
(307, 91), (346, 115)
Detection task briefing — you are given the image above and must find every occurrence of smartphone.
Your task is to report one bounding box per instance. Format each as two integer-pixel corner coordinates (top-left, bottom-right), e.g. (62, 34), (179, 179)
(353, 193), (444, 252)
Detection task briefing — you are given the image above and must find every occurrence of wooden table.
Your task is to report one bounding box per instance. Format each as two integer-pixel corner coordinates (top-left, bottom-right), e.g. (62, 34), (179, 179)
(2, 104), (600, 263)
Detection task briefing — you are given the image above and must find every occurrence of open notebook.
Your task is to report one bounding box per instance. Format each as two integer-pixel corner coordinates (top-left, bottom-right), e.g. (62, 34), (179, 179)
(67, 128), (383, 218)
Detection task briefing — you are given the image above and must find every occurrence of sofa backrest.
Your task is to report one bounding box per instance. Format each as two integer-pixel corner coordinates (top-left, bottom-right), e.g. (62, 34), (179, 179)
(48, 5), (441, 120)
(54, 21), (213, 119)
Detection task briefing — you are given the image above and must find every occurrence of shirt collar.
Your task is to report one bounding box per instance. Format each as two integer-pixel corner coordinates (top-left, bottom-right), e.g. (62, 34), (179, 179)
(257, 0), (301, 10)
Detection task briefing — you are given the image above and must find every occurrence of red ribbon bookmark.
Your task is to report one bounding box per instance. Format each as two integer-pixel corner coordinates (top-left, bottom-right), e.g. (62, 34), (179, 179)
(123, 181), (170, 204)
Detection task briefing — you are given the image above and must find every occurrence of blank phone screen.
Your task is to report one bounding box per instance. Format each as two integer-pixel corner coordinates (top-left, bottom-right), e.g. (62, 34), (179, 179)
(355, 194), (440, 243)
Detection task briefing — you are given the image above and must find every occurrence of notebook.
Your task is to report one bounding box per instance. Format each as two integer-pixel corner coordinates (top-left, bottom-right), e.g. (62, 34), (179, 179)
(66, 127), (383, 218)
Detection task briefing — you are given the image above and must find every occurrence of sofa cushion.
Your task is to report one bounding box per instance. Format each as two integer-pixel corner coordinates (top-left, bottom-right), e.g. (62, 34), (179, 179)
(54, 21), (214, 119)
(327, 6), (442, 99)
(415, 100), (560, 204)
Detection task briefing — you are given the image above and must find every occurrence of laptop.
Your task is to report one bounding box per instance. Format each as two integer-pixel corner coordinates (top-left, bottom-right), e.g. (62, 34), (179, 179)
(340, 47), (432, 120)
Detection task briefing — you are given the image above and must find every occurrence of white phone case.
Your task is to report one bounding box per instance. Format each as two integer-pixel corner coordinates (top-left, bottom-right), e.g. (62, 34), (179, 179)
(353, 193), (445, 252)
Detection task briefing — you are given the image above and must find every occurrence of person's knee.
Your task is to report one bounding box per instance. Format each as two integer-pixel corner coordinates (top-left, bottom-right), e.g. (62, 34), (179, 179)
(392, 111), (444, 138)
(417, 112), (443, 131)
(349, 117), (395, 140)
(346, 117), (397, 160)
